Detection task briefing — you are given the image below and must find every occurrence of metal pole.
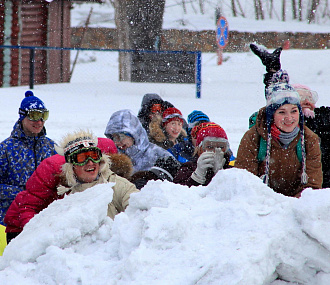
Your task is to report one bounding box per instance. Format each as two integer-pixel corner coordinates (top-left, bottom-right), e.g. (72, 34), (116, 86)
(29, 48), (35, 89)
(196, 51), (202, 98)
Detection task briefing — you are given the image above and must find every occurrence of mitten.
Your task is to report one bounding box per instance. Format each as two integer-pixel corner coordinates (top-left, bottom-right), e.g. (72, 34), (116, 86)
(250, 43), (282, 72)
(57, 185), (71, 195)
(191, 152), (215, 184)
(213, 148), (226, 174)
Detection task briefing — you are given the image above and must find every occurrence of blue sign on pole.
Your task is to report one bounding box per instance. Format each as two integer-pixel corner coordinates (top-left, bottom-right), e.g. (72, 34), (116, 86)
(216, 16), (229, 48)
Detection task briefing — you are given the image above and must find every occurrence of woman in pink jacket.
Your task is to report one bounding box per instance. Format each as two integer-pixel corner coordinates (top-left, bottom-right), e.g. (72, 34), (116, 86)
(4, 133), (138, 243)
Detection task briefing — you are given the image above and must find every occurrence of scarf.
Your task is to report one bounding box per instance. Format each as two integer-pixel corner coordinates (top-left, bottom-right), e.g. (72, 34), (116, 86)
(271, 123), (299, 148)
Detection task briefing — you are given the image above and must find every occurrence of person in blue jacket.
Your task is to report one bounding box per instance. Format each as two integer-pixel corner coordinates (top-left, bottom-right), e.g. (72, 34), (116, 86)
(0, 91), (56, 225)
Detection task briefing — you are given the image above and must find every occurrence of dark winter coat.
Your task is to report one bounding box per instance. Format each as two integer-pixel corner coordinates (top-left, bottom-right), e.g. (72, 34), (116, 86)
(173, 152), (233, 187)
(137, 94), (174, 135)
(0, 121), (56, 225)
(304, 106), (330, 188)
(235, 107), (323, 197)
(137, 93), (164, 135)
(129, 171), (160, 190)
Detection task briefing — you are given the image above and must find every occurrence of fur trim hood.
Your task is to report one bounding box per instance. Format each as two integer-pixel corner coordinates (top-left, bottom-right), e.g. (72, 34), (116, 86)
(57, 154), (112, 195)
(108, 153), (133, 179)
(149, 115), (187, 144)
(55, 129), (98, 158)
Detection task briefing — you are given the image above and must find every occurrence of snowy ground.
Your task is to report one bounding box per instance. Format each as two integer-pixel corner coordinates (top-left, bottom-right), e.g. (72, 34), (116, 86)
(1, 47), (330, 285)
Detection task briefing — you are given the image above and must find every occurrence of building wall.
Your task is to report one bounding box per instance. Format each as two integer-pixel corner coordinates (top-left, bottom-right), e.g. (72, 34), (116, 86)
(0, 0), (71, 87)
(71, 27), (330, 52)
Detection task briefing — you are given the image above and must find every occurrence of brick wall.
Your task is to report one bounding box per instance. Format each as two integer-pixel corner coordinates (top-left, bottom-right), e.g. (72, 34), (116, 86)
(71, 27), (330, 52)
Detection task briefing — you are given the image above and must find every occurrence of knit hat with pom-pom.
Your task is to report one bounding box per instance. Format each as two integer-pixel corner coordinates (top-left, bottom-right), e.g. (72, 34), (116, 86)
(195, 122), (228, 147)
(19, 91), (47, 120)
(262, 70), (307, 186)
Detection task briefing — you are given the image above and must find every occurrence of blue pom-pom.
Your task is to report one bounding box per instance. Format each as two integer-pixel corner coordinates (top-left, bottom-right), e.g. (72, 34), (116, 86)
(25, 90), (34, 98)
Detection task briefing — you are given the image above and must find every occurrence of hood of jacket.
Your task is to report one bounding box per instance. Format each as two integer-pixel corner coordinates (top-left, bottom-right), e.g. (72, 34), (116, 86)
(254, 107), (269, 140)
(105, 109), (150, 153)
(104, 109), (172, 173)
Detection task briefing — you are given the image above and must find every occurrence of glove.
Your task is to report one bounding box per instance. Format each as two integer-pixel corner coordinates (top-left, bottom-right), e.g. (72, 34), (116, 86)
(213, 148), (226, 174)
(191, 151), (215, 184)
(250, 43), (282, 73)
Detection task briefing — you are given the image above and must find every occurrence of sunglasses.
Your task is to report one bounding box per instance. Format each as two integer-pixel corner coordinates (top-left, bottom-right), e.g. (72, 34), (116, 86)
(26, 109), (49, 122)
(67, 147), (102, 166)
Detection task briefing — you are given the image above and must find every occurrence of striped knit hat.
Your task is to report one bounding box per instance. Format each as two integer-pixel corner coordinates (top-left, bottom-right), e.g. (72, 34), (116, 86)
(263, 70), (308, 185)
(187, 110), (210, 135)
(195, 122), (228, 147)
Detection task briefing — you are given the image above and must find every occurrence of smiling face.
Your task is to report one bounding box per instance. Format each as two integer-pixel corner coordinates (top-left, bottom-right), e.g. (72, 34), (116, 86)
(21, 117), (45, 137)
(273, 104), (300, 133)
(73, 160), (100, 183)
(112, 133), (134, 151)
(165, 118), (183, 142)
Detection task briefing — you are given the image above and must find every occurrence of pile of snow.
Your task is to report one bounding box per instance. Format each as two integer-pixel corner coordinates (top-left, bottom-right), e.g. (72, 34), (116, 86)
(1, 169), (330, 284)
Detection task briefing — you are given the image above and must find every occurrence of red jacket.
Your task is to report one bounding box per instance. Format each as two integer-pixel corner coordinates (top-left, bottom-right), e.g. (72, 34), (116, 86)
(4, 138), (117, 233)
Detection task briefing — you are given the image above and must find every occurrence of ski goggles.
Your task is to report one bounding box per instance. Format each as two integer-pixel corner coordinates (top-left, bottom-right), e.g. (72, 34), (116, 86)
(66, 147), (102, 166)
(20, 109), (49, 122)
(150, 104), (162, 113)
(295, 88), (318, 104)
(266, 90), (301, 107)
(201, 137), (229, 153)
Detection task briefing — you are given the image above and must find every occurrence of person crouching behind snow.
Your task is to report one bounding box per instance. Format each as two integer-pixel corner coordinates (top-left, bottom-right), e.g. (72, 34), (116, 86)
(104, 109), (173, 174)
(235, 79), (322, 197)
(173, 122), (233, 187)
(56, 130), (139, 212)
(5, 130), (139, 244)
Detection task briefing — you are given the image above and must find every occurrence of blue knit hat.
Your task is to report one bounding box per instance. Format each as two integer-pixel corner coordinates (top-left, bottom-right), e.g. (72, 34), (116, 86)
(187, 110), (210, 134)
(19, 91), (47, 120)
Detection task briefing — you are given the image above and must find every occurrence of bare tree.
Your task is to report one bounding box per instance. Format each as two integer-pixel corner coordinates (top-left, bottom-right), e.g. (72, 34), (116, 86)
(322, 0), (330, 18)
(307, 0), (321, 23)
(182, 0), (187, 14)
(258, 0), (264, 19)
(199, 0), (204, 14)
(254, 0), (264, 20)
(282, 0), (286, 21)
(292, 0), (297, 19)
(269, 0), (274, 19)
(231, 0), (237, 17)
(298, 0), (302, 21)
(236, 0), (246, 17)
(114, 0), (165, 80)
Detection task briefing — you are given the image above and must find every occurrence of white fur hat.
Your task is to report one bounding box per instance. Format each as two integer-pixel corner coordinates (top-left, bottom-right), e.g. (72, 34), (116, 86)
(55, 129), (98, 161)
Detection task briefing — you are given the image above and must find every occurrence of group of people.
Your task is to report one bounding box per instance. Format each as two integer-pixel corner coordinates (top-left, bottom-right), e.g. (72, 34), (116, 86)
(0, 44), (328, 250)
